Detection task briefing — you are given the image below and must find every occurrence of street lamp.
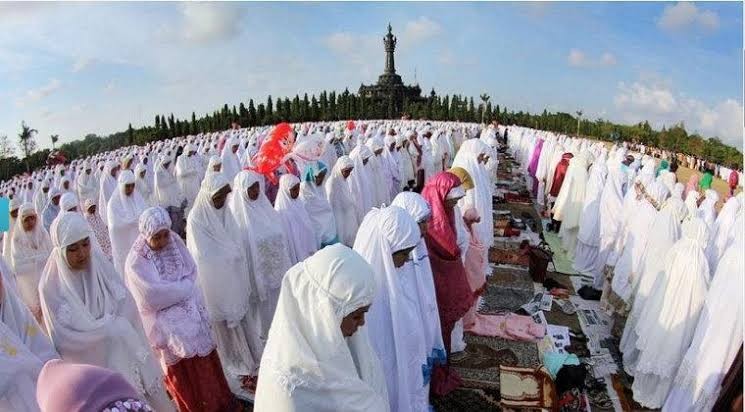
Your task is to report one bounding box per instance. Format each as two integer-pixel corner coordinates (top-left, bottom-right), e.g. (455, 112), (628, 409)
(575, 110), (583, 136)
(480, 94), (490, 124)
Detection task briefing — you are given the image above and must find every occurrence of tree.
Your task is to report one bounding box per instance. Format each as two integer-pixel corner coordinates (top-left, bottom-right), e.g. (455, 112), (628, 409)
(50, 134), (59, 149)
(18, 121), (38, 171)
(127, 124), (134, 146)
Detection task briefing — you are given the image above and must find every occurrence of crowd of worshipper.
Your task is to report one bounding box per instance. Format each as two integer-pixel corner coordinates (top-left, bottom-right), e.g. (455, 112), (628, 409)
(513, 128), (743, 411)
(0, 118), (740, 412)
(623, 141), (743, 197)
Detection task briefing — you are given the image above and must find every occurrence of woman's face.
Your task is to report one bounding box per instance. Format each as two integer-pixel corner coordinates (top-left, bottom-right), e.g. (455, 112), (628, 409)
(22, 215), (37, 232)
(110, 165), (120, 177)
(87, 205), (97, 215)
(362, 158), (369, 166)
(340, 305), (370, 337)
(124, 183), (136, 196)
(289, 183), (300, 199)
(139, 171), (146, 179)
(147, 228), (171, 251)
(52, 194), (61, 206)
(66, 237), (92, 270)
(212, 164), (221, 172)
(391, 246), (415, 268)
(63, 181), (70, 190)
(341, 167), (353, 179)
(212, 185), (232, 209)
(10, 209), (18, 219)
(247, 182), (261, 201)
(314, 170), (327, 186)
(445, 196), (462, 209)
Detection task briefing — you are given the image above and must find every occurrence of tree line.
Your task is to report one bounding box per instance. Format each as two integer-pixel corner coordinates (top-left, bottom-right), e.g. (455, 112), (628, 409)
(1, 89), (742, 182)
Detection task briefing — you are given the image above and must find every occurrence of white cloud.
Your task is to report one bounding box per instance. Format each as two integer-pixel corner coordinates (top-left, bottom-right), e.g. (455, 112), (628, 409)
(180, 2), (244, 44)
(438, 49), (455, 66)
(658, 2), (720, 34)
(72, 56), (92, 73)
(567, 49), (616, 68)
(402, 17), (441, 44)
(614, 77), (743, 146)
(15, 78), (61, 107)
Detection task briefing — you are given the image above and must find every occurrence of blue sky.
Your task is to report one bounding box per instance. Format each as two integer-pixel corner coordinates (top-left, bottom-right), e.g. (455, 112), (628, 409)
(0, 1), (742, 150)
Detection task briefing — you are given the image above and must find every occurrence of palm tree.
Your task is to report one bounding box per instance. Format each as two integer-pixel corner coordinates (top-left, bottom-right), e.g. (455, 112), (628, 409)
(480, 94), (490, 124)
(50, 134), (59, 149)
(18, 121), (38, 172)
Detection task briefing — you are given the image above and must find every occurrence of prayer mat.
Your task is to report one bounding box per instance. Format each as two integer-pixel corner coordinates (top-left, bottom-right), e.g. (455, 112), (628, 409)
(489, 246), (529, 267)
(499, 365), (557, 410)
(452, 334), (541, 391)
(482, 266), (535, 313)
(431, 387), (501, 412)
(541, 228), (579, 275)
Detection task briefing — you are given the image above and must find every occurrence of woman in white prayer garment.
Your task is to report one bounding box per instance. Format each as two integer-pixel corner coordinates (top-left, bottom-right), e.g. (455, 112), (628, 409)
(596, 153), (628, 289)
(254, 244), (389, 412)
(451, 139), (494, 264)
(134, 163), (153, 205)
(220, 137), (242, 182)
(75, 161), (98, 205)
(705, 192), (742, 273)
(697, 188), (719, 231)
(39, 212), (175, 411)
(348, 144), (376, 223)
(300, 161), (338, 247)
(10, 204), (52, 323)
(187, 172), (265, 392)
(98, 160), (119, 224)
(226, 171), (293, 389)
(620, 183), (688, 371)
(610, 179), (670, 305)
(628, 218), (711, 409)
(573, 151), (608, 279)
(326, 155), (360, 247)
(33, 180), (50, 215)
(206, 155), (223, 177)
(2, 198), (21, 259)
(107, 170), (146, 276)
(275, 174), (318, 265)
(662, 217), (743, 412)
(353, 206), (427, 412)
(553, 151), (591, 257)
(391, 192), (446, 400)
(175, 144), (202, 208)
(366, 137), (392, 207)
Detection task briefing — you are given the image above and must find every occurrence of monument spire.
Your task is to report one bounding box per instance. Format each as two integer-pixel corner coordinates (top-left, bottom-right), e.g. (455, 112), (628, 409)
(384, 22), (397, 75)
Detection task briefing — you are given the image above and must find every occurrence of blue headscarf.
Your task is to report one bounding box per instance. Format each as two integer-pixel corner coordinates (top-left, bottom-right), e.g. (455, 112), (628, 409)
(302, 161), (328, 183)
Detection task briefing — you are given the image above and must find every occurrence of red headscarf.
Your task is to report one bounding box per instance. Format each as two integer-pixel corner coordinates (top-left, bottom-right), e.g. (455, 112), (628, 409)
(421, 171), (462, 259)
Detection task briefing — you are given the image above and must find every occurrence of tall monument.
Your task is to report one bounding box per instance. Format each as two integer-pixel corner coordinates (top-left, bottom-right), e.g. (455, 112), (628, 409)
(359, 24), (425, 113)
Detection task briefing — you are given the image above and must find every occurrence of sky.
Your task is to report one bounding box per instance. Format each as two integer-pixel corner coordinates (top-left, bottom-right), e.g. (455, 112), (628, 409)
(0, 1), (742, 151)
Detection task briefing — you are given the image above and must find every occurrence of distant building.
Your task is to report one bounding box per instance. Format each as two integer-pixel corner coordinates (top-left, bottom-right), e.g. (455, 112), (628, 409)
(358, 24), (426, 115)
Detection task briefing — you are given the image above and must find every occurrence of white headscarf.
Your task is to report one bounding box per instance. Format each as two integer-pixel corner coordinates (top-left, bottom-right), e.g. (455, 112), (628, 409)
(348, 145), (375, 223)
(38, 212), (167, 403)
(275, 174), (318, 265)
(75, 162), (98, 205)
(10, 204), (52, 318)
(706, 192), (741, 273)
(254, 243), (389, 412)
(107, 170), (146, 276)
(697, 189), (719, 230)
(134, 163), (152, 205)
(98, 161), (118, 224)
(598, 158), (628, 266)
(452, 139), (494, 248)
(326, 156), (360, 247)
(300, 161), (338, 246)
(220, 137), (241, 181)
(186, 173), (252, 324)
(390, 192), (445, 371)
(353, 206), (425, 412)
(153, 155), (185, 208)
(229, 170), (292, 302)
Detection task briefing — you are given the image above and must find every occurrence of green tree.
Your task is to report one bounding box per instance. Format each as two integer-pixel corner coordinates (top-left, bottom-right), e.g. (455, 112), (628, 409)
(18, 121), (38, 171)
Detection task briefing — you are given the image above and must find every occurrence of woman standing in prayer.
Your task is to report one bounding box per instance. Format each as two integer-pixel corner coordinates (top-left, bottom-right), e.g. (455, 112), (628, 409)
(275, 174), (318, 264)
(326, 155), (359, 247)
(301, 161), (338, 247)
(75, 161), (98, 205)
(107, 170), (147, 276)
(83, 199), (113, 260)
(629, 218), (711, 408)
(229, 169), (292, 331)
(126, 207), (238, 411)
(10, 204), (52, 323)
(134, 163), (153, 206)
(153, 155), (187, 237)
(254, 244), (389, 412)
(36, 360), (155, 412)
(189, 172), (263, 393)
(706, 192), (742, 273)
(390, 192), (446, 395)
(663, 220), (743, 412)
(175, 144), (202, 208)
(33, 180), (50, 215)
(553, 152), (591, 256)
(684, 174), (699, 198)
(220, 137), (242, 181)
(58, 193), (79, 214)
(206, 155), (223, 177)
(2, 198), (21, 259)
(573, 152), (608, 280)
(697, 189), (719, 231)
(98, 161), (119, 224)
(41, 189), (61, 232)
(354, 206), (428, 412)
(421, 172), (475, 396)
(348, 144), (376, 222)
(39, 212), (175, 411)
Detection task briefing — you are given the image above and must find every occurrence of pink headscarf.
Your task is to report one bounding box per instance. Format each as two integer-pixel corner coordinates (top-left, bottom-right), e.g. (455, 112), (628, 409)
(37, 360), (152, 412)
(421, 172), (462, 258)
(684, 174), (699, 197)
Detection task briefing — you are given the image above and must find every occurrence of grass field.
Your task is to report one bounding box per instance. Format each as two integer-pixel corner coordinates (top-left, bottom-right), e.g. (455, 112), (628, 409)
(675, 166), (740, 211)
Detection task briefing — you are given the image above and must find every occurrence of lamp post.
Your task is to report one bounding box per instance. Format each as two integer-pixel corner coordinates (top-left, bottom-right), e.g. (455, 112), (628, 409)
(480, 94), (490, 124)
(575, 110), (583, 136)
